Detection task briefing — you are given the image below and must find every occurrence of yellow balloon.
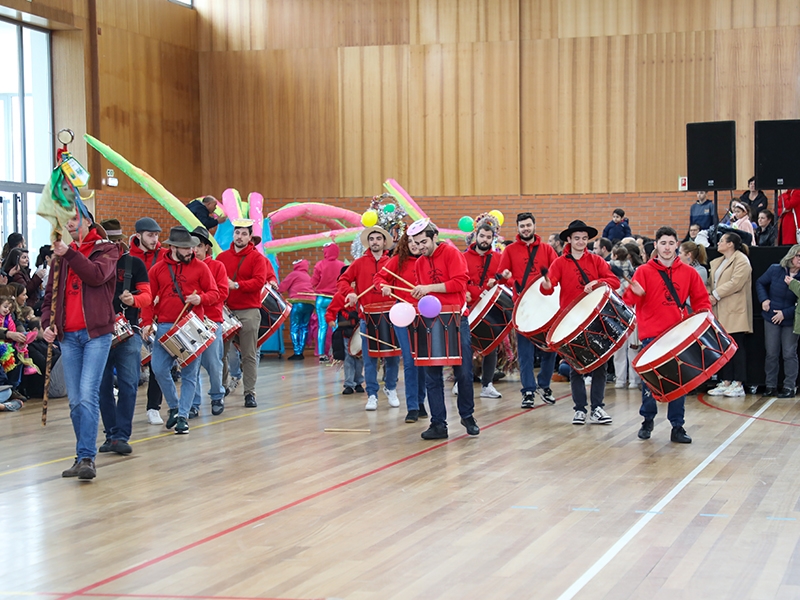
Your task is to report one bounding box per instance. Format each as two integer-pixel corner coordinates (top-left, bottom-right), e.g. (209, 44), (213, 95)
(489, 210), (505, 226)
(361, 210), (378, 227)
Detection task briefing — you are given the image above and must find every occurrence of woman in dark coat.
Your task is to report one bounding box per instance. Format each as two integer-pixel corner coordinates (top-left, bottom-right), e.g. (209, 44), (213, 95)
(1, 248), (46, 309)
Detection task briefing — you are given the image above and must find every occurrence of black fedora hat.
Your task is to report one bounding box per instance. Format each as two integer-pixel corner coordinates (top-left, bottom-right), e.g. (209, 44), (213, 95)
(166, 225), (199, 248)
(559, 219), (598, 242)
(191, 225), (212, 247)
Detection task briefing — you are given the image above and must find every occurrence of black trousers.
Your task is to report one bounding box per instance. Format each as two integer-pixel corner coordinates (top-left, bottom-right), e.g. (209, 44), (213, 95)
(146, 366), (163, 410)
(719, 332), (747, 382)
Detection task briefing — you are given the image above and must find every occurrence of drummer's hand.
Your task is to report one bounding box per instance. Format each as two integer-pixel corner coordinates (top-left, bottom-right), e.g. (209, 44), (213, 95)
(228, 278), (236, 290)
(411, 285), (429, 300)
(630, 281), (645, 297)
(120, 290), (135, 307)
(583, 281), (597, 293)
(345, 292), (358, 307)
(541, 277), (552, 291)
(486, 278), (496, 289)
(501, 269), (511, 279)
(268, 280), (278, 289)
(762, 299), (771, 311)
(772, 310), (785, 324)
(466, 291), (472, 304)
(142, 324), (153, 339)
(43, 324), (57, 344)
(186, 293), (201, 306)
(381, 286), (391, 297)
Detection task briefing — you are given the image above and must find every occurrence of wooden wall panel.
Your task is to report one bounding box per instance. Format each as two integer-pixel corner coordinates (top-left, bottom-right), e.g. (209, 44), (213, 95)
(521, 0), (558, 39)
(408, 42), (519, 197)
(339, 45), (410, 197)
(521, 38), (559, 193)
(410, 0), (519, 44)
(338, 0), (409, 47)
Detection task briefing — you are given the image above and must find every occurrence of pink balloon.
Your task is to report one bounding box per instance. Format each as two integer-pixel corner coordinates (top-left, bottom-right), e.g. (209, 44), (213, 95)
(418, 295), (442, 319)
(389, 302), (416, 328)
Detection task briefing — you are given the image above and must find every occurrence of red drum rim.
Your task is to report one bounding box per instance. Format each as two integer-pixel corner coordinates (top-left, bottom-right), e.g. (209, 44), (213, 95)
(363, 300), (397, 313)
(469, 286), (513, 356)
(257, 301), (292, 347)
(512, 279), (559, 339)
(632, 310), (738, 403)
(468, 285), (506, 325)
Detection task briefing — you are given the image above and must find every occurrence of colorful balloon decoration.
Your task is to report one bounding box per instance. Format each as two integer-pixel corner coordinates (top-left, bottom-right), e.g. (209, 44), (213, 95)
(418, 295), (442, 319)
(489, 210), (505, 226)
(361, 209), (378, 227)
(389, 302), (416, 327)
(458, 216), (475, 233)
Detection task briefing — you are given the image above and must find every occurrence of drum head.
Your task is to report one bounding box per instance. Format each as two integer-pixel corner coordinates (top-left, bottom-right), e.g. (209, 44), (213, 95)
(550, 287), (606, 344)
(638, 312), (707, 365)
(515, 280), (560, 333)
(468, 287), (499, 326)
(349, 331), (362, 355)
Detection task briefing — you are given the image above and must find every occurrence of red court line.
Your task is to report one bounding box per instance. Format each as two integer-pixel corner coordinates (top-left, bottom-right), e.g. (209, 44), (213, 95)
(55, 397), (566, 600)
(698, 394), (800, 427)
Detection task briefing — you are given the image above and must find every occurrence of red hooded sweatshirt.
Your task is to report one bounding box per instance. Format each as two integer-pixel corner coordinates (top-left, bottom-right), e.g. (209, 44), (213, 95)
(141, 253), (220, 326)
(200, 255), (229, 323)
(543, 243), (620, 309)
(129, 237), (168, 270)
(337, 252), (391, 312)
(217, 242), (269, 310)
(415, 242), (469, 309)
(374, 253), (419, 304)
(495, 234), (558, 300)
(312, 244), (345, 296)
(464, 244), (502, 306)
(622, 257), (711, 340)
(278, 259), (315, 301)
(778, 189), (800, 245)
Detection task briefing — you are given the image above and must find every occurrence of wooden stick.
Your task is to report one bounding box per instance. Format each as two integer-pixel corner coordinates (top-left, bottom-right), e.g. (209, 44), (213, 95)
(174, 290), (197, 323)
(383, 283), (415, 292)
(387, 291), (406, 303)
(298, 292), (334, 298)
(381, 267), (415, 290)
(359, 331), (400, 350)
(41, 250), (61, 427)
(355, 286), (375, 301)
(324, 428), (371, 433)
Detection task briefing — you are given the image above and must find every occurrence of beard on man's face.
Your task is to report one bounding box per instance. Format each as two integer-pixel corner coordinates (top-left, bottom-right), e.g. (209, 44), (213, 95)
(476, 240), (492, 251)
(177, 250), (193, 264)
(519, 231), (534, 241)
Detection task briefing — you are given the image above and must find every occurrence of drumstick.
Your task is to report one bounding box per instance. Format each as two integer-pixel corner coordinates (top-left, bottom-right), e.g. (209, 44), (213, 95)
(174, 290), (197, 323)
(381, 267), (415, 290)
(356, 286), (376, 301)
(383, 283), (415, 292)
(298, 292), (334, 298)
(359, 331), (400, 350)
(387, 291), (406, 303)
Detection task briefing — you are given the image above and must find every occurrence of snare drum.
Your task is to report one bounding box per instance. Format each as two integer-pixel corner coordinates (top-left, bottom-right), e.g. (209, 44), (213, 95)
(141, 333), (154, 367)
(412, 307), (462, 366)
(513, 279), (560, 350)
(347, 331), (362, 358)
(158, 312), (216, 368)
(220, 306), (242, 341)
(468, 285), (514, 356)
(256, 286), (292, 347)
(111, 314), (134, 348)
(546, 283), (636, 374)
(633, 310), (737, 402)
(362, 302), (402, 357)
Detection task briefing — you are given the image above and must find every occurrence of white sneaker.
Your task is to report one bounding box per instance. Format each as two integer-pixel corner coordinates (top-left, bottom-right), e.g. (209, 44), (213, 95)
(628, 381), (639, 389)
(724, 382), (745, 397)
(707, 382), (731, 396)
(147, 409), (163, 425)
(365, 395), (378, 411)
(481, 383), (502, 398)
(589, 406), (613, 424)
(384, 387), (400, 407)
(615, 381), (626, 389)
(572, 410), (587, 425)
(452, 383), (458, 396)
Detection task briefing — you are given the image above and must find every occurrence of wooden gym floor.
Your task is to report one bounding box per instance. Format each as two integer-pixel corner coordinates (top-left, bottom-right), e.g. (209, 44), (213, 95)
(1, 359), (800, 600)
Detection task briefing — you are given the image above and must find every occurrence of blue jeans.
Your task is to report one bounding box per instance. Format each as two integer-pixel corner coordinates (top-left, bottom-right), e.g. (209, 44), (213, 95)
(639, 336), (684, 427)
(193, 323), (225, 408)
(316, 296), (332, 355)
(61, 329), (113, 460)
(360, 319), (399, 397)
(290, 302), (314, 354)
(344, 353), (364, 388)
(151, 322), (203, 418)
(99, 333), (143, 443)
(394, 323), (426, 410)
(518, 332), (557, 393)
(424, 316), (474, 427)
(228, 345), (242, 379)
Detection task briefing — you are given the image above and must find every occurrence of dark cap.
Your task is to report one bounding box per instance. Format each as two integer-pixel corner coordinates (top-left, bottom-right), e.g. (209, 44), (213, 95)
(99, 218), (124, 242)
(135, 217), (162, 233)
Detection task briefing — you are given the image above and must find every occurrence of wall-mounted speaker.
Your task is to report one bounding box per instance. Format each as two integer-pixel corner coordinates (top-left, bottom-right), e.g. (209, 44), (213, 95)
(755, 120), (800, 190)
(686, 121), (737, 191)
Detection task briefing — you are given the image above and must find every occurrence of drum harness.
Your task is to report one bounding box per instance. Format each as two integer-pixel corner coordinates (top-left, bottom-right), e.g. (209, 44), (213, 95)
(120, 253), (138, 333)
(656, 265), (687, 318)
(514, 244), (539, 295)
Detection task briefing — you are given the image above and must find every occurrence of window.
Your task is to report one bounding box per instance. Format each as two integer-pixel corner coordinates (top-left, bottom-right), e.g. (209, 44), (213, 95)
(169, 0), (193, 7)
(0, 18), (52, 254)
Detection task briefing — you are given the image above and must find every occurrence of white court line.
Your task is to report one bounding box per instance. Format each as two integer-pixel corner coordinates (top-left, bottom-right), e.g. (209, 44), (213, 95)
(556, 397), (777, 600)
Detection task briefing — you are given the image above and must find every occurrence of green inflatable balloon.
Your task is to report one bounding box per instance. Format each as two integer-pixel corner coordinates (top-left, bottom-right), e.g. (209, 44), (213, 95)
(458, 216), (474, 232)
(383, 204), (396, 213)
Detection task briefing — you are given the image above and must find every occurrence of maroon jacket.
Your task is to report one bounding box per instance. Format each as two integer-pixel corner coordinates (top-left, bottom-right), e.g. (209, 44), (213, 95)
(42, 231), (119, 340)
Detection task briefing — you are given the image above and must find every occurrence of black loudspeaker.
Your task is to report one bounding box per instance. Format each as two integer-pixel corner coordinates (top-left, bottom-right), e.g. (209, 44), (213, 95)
(755, 120), (800, 190)
(686, 121), (737, 191)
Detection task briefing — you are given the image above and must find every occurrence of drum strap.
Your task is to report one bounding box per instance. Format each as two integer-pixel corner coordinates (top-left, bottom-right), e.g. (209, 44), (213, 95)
(231, 254), (247, 282)
(566, 254), (591, 286)
(478, 254), (492, 287)
(515, 245), (539, 294)
(657, 269), (686, 313)
(166, 264), (186, 304)
(123, 254), (133, 293)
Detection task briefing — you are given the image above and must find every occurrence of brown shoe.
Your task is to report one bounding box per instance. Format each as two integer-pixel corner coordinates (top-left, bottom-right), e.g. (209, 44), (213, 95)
(77, 458), (96, 480)
(62, 458), (81, 478)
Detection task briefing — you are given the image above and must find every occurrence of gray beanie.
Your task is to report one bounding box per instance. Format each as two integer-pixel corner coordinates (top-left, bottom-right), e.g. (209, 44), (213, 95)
(135, 217), (162, 233)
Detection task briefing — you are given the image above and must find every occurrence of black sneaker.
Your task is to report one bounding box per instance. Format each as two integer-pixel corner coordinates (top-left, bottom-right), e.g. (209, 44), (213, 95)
(62, 458), (81, 478)
(638, 419), (654, 440)
(188, 406), (200, 419)
(418, 403), (428, 418)
(671, 426), (692, 444)
(109, 440), (133, 455)
(521, 392), (535, 409)
(175, 416), (189, 435)
(211, 399), (224, 415)
(461, 416), (480, 436)
(539, 387), (556, 405)
(762, 387), (777, 397)
(343, 386), (355, 395)
(421, 423), (448, 440)
(778, 387), (797, 398)
(77, 458), (96, 480)
(165, 408), (179, 430)
(98, 439), (113, 453)
(405, 410), (419, 423)
(244, 393), (257, 407)
(493, 372), (506, 382)
(288, 354), (305, 361)
(355, 384), (365, 393)
(319, 356), (330, 363)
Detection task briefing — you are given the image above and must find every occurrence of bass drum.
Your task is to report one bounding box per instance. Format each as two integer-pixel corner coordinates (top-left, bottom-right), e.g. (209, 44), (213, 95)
(512, 279), (560, 350)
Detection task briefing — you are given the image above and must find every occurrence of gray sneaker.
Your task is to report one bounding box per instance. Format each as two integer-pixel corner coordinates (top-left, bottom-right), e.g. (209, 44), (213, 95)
(589, 406), (612, 424)
(572, 410), (587, 425)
